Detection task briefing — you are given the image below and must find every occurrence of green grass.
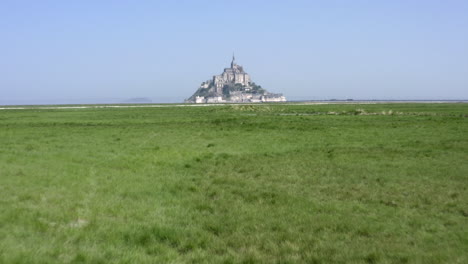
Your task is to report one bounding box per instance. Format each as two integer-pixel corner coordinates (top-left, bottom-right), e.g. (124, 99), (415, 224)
(0, 103), (467, 263)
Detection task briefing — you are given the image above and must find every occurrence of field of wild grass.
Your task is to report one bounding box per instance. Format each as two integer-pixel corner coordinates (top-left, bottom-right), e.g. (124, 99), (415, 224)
(0, 103), (467, 263)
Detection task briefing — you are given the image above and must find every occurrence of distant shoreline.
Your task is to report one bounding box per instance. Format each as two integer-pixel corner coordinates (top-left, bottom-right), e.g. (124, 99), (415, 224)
(1, 100), (467, 110)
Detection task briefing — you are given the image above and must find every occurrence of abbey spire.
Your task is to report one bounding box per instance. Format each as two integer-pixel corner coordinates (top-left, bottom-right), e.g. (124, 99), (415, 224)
(231, 53), (236, 68)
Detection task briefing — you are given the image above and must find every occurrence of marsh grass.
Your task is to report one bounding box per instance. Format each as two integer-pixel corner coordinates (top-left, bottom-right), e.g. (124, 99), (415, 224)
(0, 103), (467, 263)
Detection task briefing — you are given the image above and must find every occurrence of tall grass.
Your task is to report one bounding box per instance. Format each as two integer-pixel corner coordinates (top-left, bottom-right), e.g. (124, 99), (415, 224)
(0, 103), (467, 263)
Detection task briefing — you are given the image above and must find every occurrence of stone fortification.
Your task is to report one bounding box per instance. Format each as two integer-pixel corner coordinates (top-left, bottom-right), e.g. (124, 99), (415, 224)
(185, 55), (286, 103)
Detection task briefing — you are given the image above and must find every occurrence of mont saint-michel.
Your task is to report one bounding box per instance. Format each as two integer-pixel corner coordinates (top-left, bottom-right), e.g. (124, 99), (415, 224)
(185, 56), (286, 103)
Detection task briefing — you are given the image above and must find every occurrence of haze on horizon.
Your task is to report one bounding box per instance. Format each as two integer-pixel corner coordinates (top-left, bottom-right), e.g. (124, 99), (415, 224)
(1, 0), (467, 104)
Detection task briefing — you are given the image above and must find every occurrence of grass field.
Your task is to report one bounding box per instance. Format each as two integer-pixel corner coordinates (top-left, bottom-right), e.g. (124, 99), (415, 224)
(0, 103), (467, 263)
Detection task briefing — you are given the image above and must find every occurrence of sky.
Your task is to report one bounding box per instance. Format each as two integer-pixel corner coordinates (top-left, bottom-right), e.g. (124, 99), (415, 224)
(1, 0), (468, 104)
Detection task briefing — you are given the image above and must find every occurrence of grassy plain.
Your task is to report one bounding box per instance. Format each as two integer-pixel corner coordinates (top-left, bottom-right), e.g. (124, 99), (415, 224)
(0, 103), (467, 263)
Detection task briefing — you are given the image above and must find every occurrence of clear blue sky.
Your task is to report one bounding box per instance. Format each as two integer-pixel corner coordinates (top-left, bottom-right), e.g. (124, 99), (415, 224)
(1, 0), (467, 103)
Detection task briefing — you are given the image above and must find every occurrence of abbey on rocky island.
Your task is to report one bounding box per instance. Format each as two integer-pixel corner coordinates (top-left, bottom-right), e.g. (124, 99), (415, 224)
(185, 55), (286, 103)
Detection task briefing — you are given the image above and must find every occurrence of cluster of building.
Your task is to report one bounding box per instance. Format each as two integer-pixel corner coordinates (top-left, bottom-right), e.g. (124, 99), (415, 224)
(185, 55), (286, 103)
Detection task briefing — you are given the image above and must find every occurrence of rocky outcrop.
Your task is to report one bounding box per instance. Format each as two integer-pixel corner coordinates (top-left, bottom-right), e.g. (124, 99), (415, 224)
(185, 55), (286, 103)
